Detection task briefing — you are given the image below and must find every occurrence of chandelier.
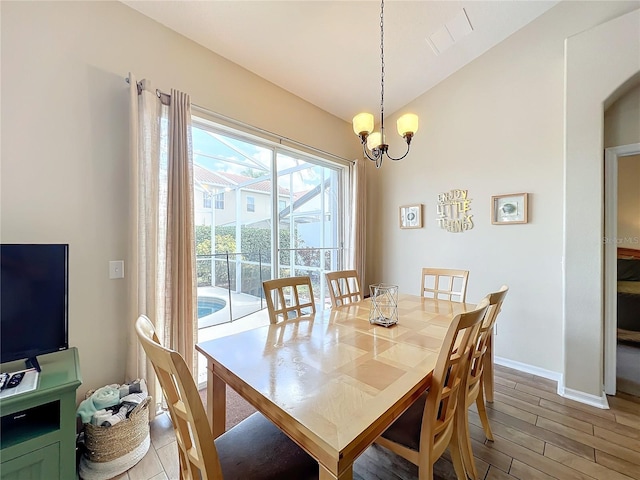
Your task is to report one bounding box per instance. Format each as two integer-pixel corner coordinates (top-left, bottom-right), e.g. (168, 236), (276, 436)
(352, 0), (419, 168)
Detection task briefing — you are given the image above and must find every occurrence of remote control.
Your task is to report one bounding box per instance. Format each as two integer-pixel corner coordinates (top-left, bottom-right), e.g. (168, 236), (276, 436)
(0, 373), (9, 390)
(6, 372), (25, 389)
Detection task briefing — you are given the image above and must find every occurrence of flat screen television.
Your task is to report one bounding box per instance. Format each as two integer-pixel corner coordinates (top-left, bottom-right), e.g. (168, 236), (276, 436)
(0, 244), (69, 372)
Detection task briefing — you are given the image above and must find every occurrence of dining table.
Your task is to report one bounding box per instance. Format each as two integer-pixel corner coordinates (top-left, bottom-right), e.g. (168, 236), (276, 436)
(196, 293), (477, 480)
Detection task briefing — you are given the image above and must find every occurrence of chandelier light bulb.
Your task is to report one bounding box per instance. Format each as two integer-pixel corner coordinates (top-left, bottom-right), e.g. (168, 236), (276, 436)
(352, 113), (374, 136)
(366, 132), (383, 151)
(397, 113), (419, 138)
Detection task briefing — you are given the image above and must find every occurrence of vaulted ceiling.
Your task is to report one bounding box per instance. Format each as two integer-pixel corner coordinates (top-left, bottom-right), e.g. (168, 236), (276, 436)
(122, 1), (559, 122)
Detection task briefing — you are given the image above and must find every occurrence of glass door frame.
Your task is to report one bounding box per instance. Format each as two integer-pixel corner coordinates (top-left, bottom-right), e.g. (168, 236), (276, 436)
(192, 114), (352, 323)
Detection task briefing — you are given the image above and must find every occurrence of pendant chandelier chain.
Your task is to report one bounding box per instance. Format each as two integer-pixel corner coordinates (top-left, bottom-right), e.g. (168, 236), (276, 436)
(379, 0), (385, 141)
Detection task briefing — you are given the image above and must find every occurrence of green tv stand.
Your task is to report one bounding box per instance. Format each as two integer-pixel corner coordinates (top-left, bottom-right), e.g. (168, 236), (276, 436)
(0, 348), (82, 480)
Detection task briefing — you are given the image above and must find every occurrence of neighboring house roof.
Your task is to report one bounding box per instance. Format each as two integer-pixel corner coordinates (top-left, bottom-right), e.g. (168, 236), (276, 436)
(193, 164), (289, 195)
(193, 164), (234, 187)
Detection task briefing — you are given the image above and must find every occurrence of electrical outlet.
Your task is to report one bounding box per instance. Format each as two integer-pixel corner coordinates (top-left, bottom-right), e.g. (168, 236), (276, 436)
(109, 260), (124, 279)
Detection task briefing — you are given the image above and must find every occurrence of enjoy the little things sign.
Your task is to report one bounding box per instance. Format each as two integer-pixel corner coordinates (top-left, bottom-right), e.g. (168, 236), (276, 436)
(437, 189), (474, 233)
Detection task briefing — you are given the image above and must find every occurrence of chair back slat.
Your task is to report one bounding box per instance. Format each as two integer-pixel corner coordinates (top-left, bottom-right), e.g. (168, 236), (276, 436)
(263, 276), (316, 323)
(420, 268), (469, 302)
(326, 270), (362, 307)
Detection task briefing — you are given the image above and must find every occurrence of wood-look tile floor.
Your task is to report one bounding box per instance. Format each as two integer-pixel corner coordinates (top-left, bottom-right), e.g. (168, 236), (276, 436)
(110, 365), (640, 480)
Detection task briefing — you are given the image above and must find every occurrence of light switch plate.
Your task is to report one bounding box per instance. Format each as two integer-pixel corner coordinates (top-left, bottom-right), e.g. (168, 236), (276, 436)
(109, 260), (125, 279)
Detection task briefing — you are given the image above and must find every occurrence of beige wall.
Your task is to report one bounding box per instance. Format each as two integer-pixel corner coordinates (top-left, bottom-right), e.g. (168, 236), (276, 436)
(618, 155), (640, 244)
(366, 1), (640, 390)
(0, 1), (357, 396)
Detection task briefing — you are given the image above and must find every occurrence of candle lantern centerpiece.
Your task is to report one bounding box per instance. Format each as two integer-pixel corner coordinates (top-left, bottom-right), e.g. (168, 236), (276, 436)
(369, 283), (398, 327)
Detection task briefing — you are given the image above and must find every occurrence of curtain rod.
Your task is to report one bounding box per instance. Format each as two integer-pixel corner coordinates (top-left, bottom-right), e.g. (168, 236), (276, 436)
(125, 77), (354, 165)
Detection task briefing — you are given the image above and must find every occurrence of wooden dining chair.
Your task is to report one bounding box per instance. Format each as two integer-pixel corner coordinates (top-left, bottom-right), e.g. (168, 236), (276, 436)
(325, 269), (362, 307)
(262, 276), (316, 323)
(374, 298), (489, 480)
(457, 285), (509, 480)
(420, 268), (470, 302)
(134, 315), (318, 480)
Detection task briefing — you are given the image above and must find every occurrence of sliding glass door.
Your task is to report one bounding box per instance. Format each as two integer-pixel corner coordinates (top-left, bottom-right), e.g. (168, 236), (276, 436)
(276, 151), (342, 309)
(192, 117), (348, 330)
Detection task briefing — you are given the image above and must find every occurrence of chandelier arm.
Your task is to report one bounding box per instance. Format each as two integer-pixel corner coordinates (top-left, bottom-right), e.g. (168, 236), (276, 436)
(362, 143), (382, 163)
(384, 143), (411, 162)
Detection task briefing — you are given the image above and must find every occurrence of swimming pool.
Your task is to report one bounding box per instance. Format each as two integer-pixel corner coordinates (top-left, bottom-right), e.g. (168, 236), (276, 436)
(197, 297), (227, 318)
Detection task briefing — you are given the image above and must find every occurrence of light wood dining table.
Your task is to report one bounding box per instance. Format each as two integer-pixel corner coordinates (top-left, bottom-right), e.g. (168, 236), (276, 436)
(196, 293), (476, 480)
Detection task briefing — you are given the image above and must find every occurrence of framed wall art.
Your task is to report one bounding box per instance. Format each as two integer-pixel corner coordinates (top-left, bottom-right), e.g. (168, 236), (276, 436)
(491, 193), (528, 224)
(400, 204), (423, 229)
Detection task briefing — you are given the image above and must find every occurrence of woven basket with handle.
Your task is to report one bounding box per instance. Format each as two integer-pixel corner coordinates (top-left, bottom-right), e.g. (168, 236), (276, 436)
(83, 395), (151, 463)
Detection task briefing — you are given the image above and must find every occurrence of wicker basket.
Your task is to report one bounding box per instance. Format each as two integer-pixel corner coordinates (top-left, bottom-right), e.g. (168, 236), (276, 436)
(83, 396), (151, 463)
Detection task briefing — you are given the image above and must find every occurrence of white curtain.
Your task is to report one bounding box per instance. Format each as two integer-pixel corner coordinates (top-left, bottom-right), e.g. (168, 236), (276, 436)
(164, 89), (197, 375)
(127, 74), (161, 417)
(348, 158), (366, 287)
(126, 74), (197, 417)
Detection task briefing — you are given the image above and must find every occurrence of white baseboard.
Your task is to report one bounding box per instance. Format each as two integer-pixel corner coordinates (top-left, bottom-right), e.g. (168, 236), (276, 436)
(494, 356), (610, 410)
(557, 385), (610, 409)
(494, 356), (563, 383)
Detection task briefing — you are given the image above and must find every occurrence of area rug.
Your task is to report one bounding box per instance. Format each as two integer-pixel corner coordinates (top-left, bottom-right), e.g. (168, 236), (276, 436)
(198, 385), (257, 430)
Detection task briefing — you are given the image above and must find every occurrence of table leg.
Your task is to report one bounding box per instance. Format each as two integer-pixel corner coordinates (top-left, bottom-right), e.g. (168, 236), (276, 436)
(320, 465), (353, 480)
(483, 332), (495, 403)
(207, 362), (226, 438)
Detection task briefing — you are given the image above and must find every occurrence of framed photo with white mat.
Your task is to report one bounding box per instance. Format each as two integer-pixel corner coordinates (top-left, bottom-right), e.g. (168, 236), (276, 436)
(491, 193), (528, 225)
